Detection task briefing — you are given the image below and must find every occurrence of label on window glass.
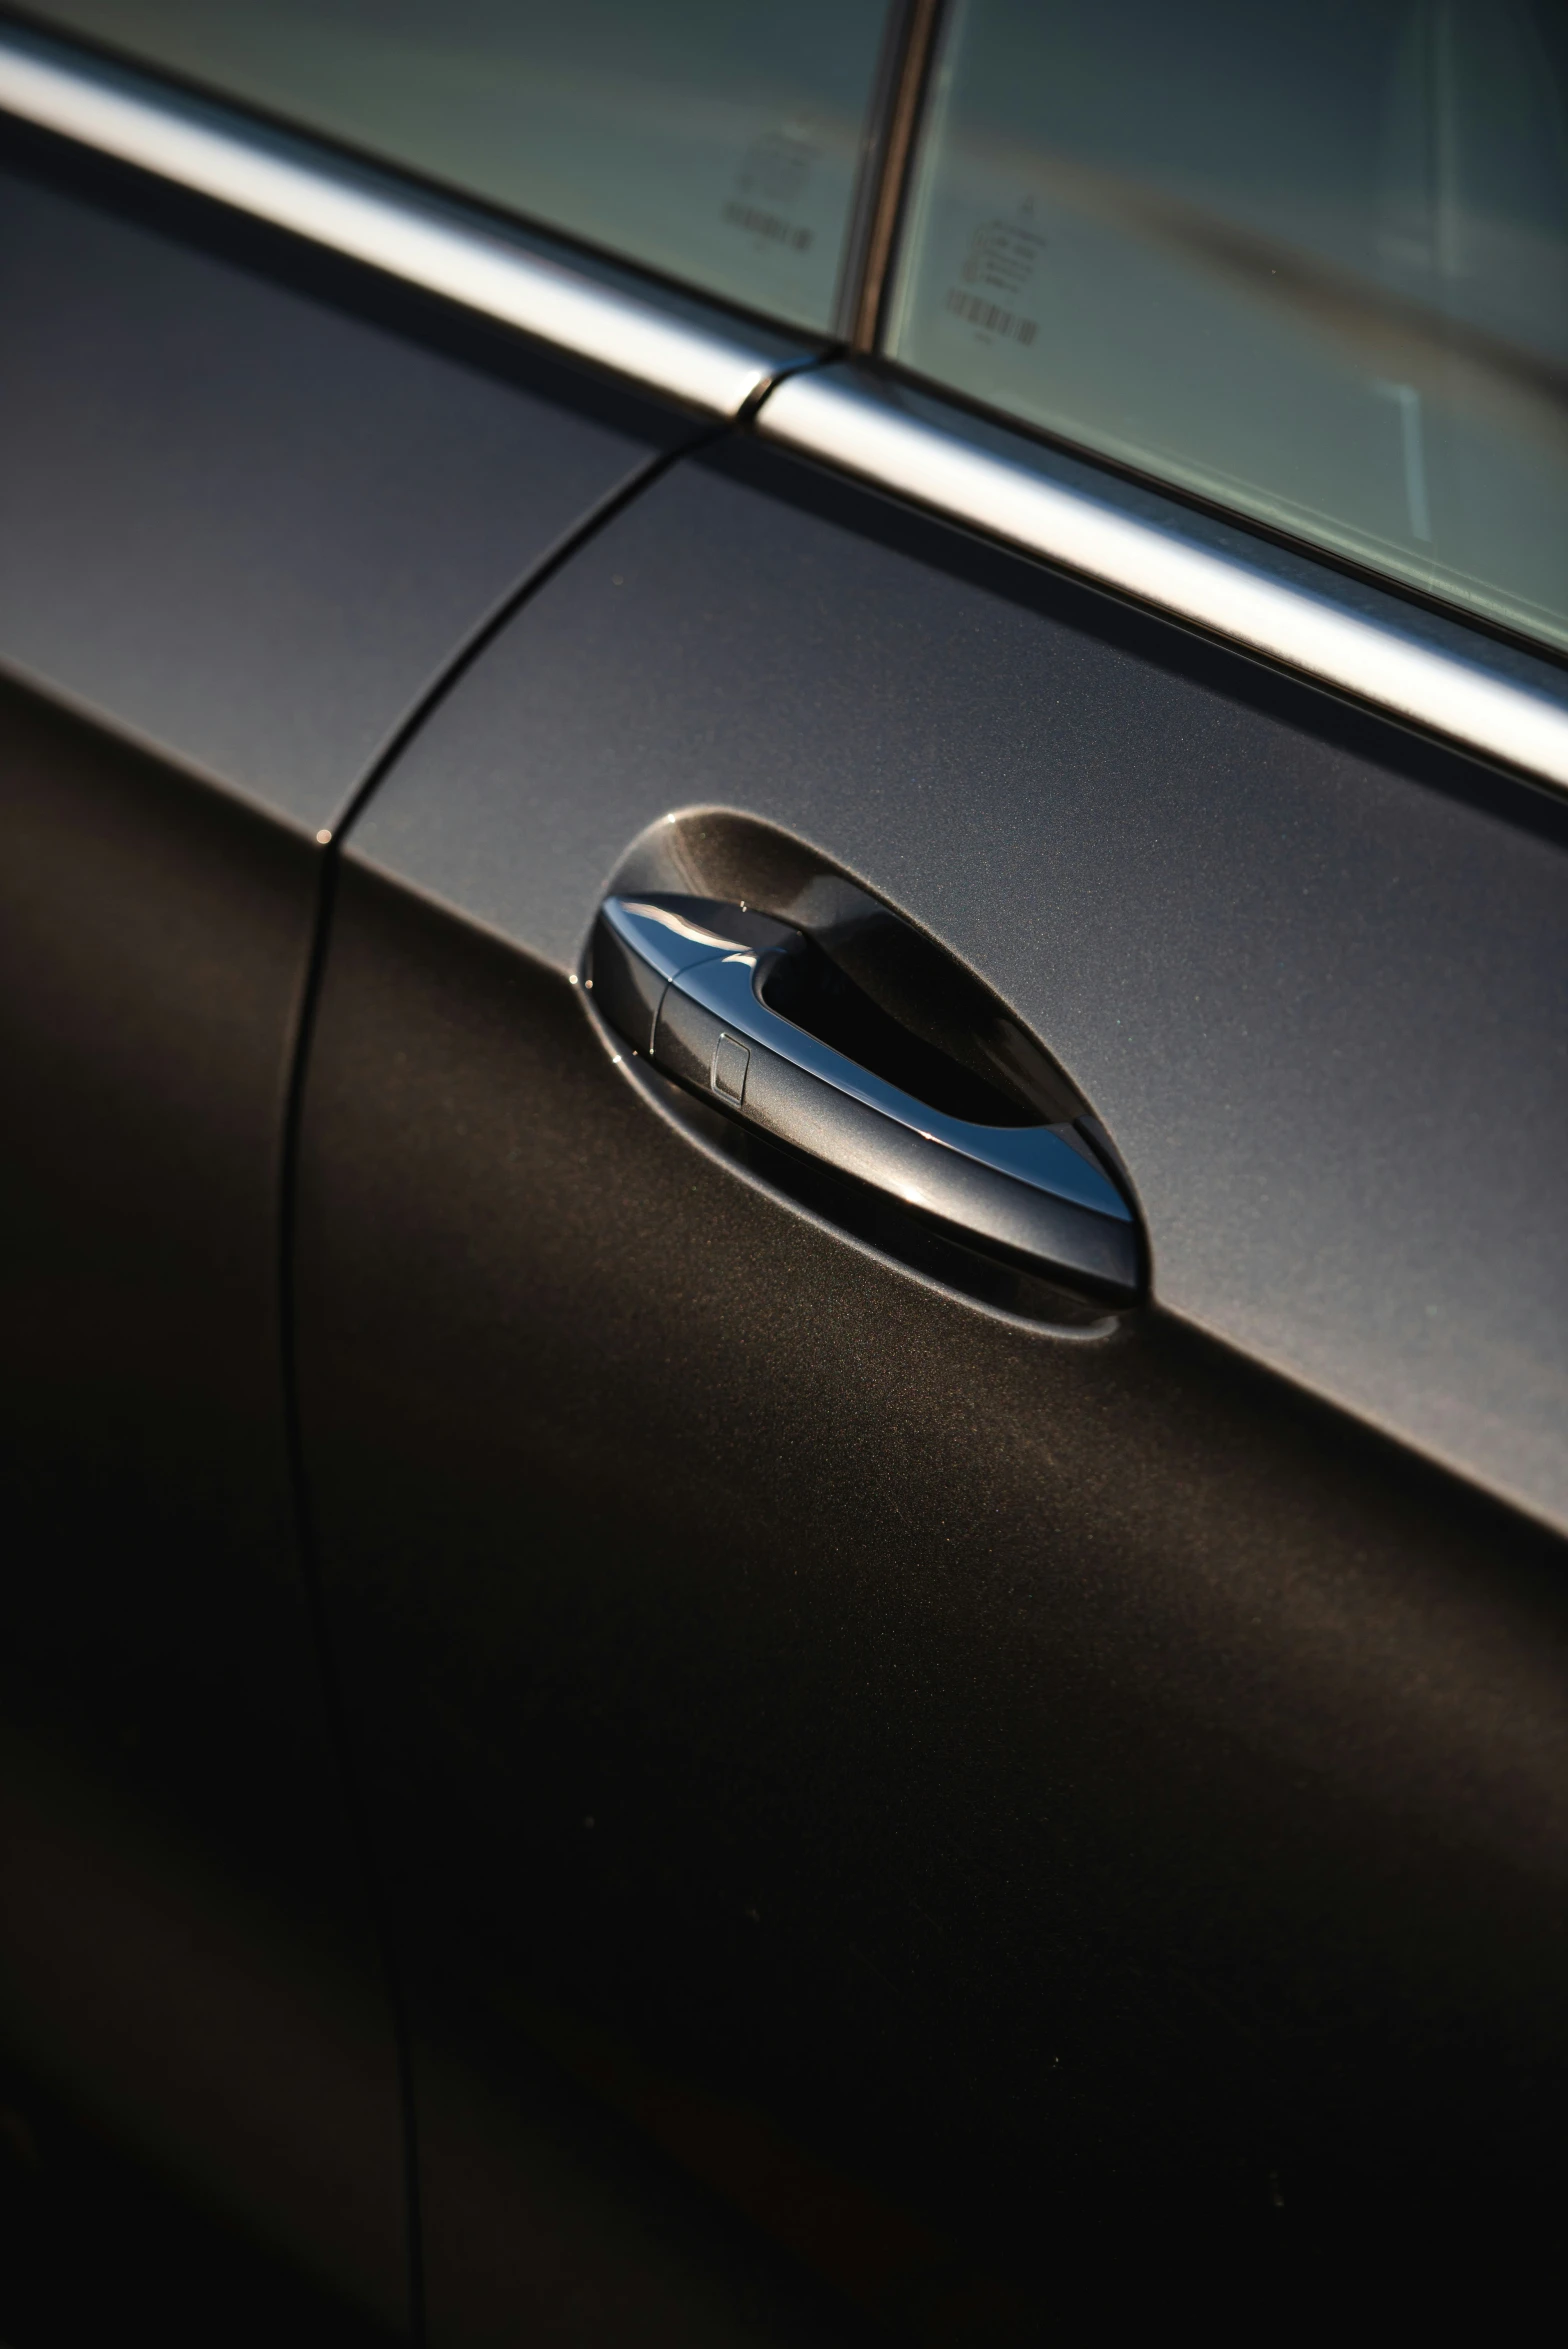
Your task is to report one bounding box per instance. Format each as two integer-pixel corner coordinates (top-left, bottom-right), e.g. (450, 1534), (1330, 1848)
(890, 0), (1568, 652)
(23, 0), (892, 337)
(723, 128), (819, 255)
(944, 211), (1045, 345)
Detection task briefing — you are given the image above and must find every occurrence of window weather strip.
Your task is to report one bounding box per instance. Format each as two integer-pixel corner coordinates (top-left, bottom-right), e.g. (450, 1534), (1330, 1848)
(846, 0), (943, 352)
(0, 26), (809, 418)
(758, 368), (1568, 793)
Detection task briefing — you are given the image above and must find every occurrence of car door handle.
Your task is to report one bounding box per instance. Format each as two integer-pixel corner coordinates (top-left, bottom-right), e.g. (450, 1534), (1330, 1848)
(590, 895), (1140, 1301)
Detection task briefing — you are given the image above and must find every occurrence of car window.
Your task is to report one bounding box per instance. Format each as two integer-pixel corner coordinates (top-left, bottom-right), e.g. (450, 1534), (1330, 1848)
(886, 0), (1568, 653)
(23, 0), (895, 333)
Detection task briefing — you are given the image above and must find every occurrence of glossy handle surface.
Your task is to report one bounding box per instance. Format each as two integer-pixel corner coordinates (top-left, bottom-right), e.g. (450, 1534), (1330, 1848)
(592, 896), (1140, 1301)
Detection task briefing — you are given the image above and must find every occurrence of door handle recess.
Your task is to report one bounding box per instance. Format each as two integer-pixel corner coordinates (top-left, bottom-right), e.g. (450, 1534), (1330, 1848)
(591, 896), (1140, 1302)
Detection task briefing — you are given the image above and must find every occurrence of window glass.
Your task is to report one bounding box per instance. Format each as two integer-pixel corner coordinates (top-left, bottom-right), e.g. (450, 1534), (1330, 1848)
(27, 0), (893, 333)
(889, 0), (1568, 654)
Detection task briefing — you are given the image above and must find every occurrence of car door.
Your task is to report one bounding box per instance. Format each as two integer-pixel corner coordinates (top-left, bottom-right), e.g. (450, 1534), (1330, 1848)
(294, 433), (1568, 2336)
(4, 3), (1567, 2342)
(0, 25), (731, 2335)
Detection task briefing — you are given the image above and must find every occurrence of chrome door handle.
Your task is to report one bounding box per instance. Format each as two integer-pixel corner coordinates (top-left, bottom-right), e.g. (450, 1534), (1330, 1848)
(591, 895), (1139, 1301)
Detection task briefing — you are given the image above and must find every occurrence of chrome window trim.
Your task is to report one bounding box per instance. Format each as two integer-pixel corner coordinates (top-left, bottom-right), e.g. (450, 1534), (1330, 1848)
(757, 368), (1568, 793)
(5, 23), (1568, 791)
(0, 28), (807, 417)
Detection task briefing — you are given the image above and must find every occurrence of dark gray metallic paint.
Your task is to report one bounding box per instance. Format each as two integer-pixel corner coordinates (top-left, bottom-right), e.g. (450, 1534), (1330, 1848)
(349, 442), (1568, 1533)
(297, 864), (1568, 2308)
(0, 140), (715, 2335)
(0, 674), (407, 2325)
(0, 126), (677, 833)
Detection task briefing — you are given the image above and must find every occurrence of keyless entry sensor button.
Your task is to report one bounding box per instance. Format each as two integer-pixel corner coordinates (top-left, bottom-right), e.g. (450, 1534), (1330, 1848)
(712, 1034), (750, 1103)
(589, 895), (749, 1054)
(589, 894), (1141, 1303)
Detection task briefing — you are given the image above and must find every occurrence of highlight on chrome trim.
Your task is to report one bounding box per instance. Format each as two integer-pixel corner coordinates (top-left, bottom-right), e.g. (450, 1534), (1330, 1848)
(758, 367), (1568, 795)
(0, 27), (808, 419)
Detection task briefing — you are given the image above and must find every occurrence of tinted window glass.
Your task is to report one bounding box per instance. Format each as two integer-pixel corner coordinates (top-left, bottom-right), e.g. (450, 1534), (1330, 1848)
(28, 0), (894, 333)
(888, 0), (1568, 653)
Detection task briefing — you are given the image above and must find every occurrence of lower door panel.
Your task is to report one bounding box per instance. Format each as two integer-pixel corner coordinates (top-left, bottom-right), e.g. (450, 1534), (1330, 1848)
(0, 677), (408, 2330)
(297, 856), (1568, 2329)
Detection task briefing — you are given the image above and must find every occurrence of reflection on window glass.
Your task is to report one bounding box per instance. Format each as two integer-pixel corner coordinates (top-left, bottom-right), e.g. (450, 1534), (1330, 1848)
(28, 0), (893, 333)
(889, 0), (1568, 653)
